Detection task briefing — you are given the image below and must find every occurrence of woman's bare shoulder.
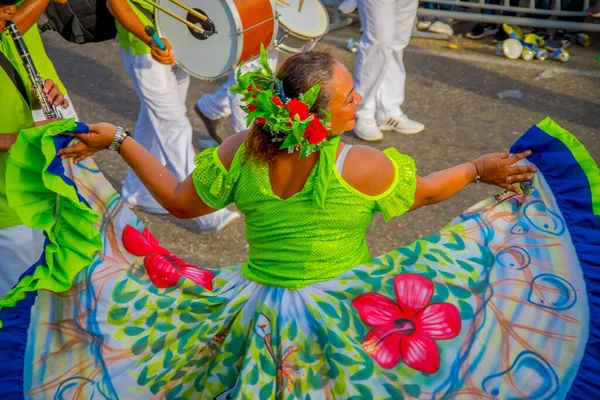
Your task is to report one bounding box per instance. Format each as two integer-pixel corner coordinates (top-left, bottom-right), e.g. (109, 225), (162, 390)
(217, 130), (250, 170)
(340, 144), (395, 196)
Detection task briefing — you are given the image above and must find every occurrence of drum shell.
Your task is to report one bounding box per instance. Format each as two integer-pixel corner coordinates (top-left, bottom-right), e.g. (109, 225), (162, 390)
(155, 0), (277, 80)
(234, 0), (277, 64)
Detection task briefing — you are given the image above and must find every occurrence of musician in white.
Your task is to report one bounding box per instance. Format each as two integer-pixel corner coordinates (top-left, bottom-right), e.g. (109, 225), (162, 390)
(353, 0), (425, 141)
(195, 50), (279, 143)
(107, 0), (240, 233)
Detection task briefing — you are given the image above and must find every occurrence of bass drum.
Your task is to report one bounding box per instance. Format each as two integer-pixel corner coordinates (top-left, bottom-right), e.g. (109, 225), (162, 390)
(156, 0), (278, 80)
(275, 0), (329, 54)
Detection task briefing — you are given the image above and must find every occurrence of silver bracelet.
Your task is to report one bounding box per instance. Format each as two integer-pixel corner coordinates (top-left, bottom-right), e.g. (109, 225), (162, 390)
(107, 126), (130, 153)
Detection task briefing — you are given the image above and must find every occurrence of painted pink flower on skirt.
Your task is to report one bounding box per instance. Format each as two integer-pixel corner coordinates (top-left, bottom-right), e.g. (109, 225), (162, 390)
(122, 225), (214, 290)
(352, 274), (461, 374)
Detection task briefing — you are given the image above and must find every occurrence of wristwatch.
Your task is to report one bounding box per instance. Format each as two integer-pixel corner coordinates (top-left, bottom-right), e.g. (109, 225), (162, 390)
(107, 126), (131, 153)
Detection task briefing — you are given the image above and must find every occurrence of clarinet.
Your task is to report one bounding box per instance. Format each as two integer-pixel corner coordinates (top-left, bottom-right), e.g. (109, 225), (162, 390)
(6, 20), (62, 119)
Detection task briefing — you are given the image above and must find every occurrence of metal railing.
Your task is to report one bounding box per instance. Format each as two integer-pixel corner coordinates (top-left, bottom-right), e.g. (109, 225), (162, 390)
(418, 0), (600, 32)
(321, 0), (600, 33)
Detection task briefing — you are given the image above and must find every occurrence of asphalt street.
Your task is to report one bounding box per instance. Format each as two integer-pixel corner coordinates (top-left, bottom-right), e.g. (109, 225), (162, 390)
(41, 16), (599, 267)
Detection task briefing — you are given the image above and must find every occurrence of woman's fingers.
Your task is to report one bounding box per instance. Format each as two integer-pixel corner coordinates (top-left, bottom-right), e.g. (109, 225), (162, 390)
(58, 142), (89, 158)
(508, 165), (537, 175)
(499, 182), (520, 193)
(509, 173), (535, 183)
(505, 150), (532, 165)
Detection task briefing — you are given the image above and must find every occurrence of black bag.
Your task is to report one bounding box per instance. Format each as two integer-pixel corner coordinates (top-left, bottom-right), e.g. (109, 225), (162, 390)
(41, 0), (117, 44)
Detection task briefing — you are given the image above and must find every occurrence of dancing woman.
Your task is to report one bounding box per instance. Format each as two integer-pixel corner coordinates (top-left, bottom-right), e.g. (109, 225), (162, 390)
(0, 49), (597, 398)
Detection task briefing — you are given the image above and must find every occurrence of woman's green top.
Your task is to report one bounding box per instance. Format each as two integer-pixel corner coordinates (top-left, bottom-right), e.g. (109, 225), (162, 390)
(192, 138), (417, 289)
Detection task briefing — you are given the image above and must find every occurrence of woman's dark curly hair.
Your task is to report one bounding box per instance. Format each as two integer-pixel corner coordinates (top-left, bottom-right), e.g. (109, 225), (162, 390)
(244, 51), (336, 164)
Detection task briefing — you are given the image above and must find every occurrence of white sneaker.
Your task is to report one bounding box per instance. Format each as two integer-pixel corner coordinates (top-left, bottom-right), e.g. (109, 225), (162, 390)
(338, 0), (357, 14)
(377, 115), (425, 135)
(197, 209), (241, 234)
(429, 21), (453, 36)
(354, 118), (384, 142)
(417, 20), (433, 31)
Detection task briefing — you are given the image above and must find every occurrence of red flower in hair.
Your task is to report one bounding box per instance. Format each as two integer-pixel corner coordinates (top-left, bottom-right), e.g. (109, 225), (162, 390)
(272, 96), (284, 107)
(303, 116), (328, 145)
(247, 85), (262, 98)
(286, 99), (310, 121)
(122, 225), (214, 290)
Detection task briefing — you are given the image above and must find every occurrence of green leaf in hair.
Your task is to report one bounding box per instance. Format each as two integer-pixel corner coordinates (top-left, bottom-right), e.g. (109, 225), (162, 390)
(301, 84), (321, 109)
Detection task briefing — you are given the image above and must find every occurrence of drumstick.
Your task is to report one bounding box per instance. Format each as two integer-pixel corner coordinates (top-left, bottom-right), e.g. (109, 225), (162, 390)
(140, 0), (205, 34)
(167, 0), (208, 21)
(277, 0), (290, 5)
(298, 0), (304, 11)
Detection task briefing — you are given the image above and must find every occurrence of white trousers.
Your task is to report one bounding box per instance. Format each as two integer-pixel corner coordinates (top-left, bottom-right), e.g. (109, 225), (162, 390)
(197, 50), (279, 133)
(354, 0), (418, 120)
(120, 49), (231, 228)
(0, 224), (45, 297)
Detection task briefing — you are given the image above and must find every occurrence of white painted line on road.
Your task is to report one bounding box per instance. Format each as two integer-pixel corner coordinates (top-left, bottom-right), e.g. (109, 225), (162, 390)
(322, 34), (600, 78)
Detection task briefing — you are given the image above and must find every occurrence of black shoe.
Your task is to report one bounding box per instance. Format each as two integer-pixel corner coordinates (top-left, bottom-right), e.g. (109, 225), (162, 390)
(546, 31), (571, 51)
(492, 29), (509, 43)
(195, 105), (226, 144)
(532, 28), (549, 41)
(466, 23), (499, 39)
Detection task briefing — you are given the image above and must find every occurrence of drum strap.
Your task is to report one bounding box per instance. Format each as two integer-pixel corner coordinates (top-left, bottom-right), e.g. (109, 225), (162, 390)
(0, 50), (29, 106)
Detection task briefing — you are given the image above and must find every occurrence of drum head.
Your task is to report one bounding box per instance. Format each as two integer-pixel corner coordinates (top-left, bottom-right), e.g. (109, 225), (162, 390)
(156, 0), (242, 80)
(277, 0), (328, 39)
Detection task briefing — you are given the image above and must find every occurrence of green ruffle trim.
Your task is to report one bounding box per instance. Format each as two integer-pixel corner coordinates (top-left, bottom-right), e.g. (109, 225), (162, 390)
(0, 119), (101, 326)
(192, 145), (243, 210)
(537, 117), (600, 216)
(376, 148), (418, 222)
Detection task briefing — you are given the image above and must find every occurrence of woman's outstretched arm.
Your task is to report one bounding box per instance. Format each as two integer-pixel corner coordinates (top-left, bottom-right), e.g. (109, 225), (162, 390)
(342, 145), (536, 212)
(58, 122), (215, 219)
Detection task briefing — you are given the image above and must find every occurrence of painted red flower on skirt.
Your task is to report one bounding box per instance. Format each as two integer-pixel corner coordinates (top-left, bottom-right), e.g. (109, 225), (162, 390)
(352, 274), (461, 374)
(122, 225), (214, 290)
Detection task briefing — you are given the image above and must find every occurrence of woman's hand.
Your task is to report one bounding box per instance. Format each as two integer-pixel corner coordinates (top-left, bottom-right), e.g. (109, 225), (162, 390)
(43, 80), (69, 108)
(150, 38), (176, 65)
(471, 150), (537, 192)
(58, 122), (117, 163)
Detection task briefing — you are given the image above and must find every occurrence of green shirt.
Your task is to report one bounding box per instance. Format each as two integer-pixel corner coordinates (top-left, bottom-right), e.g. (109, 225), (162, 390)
(115, 0), (154, 56)
(0, 33), (34, 229)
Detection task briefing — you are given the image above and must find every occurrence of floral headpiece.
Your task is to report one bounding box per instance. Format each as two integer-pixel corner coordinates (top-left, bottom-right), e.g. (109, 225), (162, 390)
(230, 45), (332, 158)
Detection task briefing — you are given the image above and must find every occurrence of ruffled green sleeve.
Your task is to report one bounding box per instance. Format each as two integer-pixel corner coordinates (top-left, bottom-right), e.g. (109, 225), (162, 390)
(192, 146), (242, 210)
(374, 148), (417, 221)
(0, 119), (101, 323)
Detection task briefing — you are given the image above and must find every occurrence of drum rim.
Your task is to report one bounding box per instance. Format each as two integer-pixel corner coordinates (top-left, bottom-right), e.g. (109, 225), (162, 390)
(276, 23), (329, 42)
(155, 0), (261, 80)
(276, 0), (329, 40)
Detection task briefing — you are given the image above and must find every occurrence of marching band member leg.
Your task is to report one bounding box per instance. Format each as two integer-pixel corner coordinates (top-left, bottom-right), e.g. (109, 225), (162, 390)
(108, 0), (240, 232)
(353, 0), (424, 142)
(196, 49), (279, 143)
